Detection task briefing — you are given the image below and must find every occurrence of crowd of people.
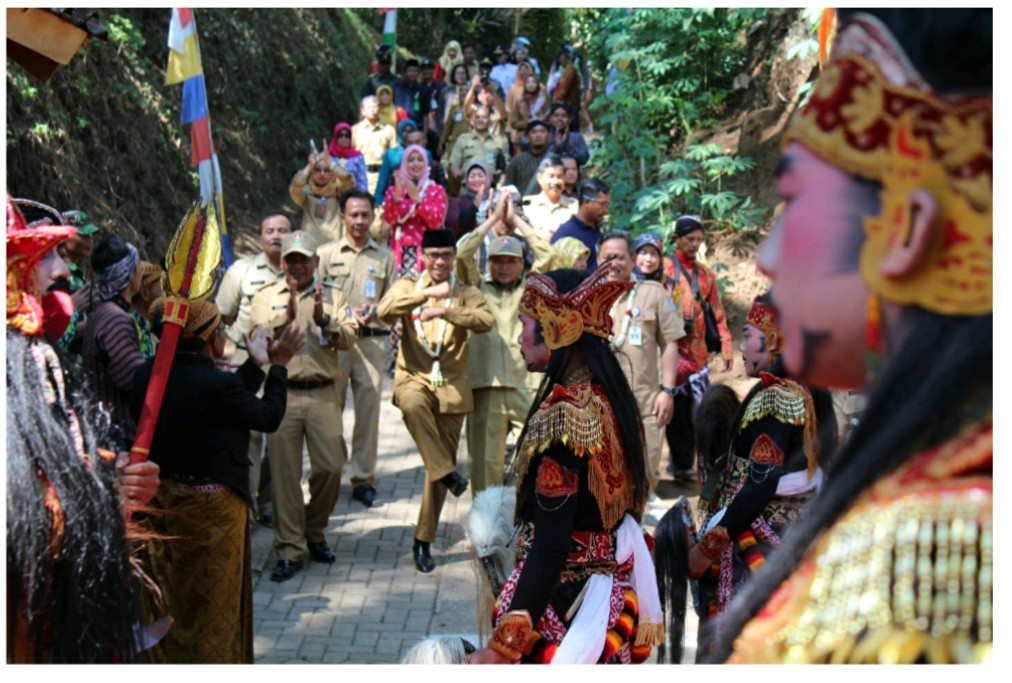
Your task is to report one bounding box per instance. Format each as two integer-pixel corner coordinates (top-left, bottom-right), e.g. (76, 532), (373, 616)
(7, 9), (991, 667)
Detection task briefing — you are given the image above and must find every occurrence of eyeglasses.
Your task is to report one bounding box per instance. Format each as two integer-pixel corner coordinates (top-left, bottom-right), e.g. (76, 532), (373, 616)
(582, 196), (610, 209)
(422, 250), (455, 261)
(337, 132), (351, 139)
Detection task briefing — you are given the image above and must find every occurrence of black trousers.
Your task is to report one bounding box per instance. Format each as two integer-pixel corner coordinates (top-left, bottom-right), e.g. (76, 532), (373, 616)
(666, 392), (696, 471)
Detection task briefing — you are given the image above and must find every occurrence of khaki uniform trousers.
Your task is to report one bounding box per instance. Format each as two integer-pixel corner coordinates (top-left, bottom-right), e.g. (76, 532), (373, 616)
(642, 412), (663, 495)
(395, 381), (465, 544)
(336, 336), (386, 486)
(466, 387), (532, 493)
(267, 385), (346, 562)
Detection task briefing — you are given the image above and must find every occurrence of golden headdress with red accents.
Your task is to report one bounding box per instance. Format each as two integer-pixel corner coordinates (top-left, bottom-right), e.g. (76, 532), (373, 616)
(520, 266), (634, 350)
(746, 294), (782, 355)
(6, 194), (76, 336)
(784, 13), (992, 315)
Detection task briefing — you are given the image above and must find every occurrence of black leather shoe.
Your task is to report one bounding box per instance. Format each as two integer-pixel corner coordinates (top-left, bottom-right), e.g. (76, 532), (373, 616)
(307, 541), (336, 564)
(270, 559), (304, 582)
(352, 484), (384, 508)
(439, 471), (468, 497)
(413, 539), (435, 573)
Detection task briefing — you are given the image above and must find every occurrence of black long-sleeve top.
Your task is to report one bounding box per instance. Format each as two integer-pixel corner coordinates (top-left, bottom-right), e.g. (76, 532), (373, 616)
(130, 353), (287, 504)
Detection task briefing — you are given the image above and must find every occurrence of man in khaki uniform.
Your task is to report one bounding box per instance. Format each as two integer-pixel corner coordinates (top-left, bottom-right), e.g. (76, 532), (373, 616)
(598, 230), (685, 494)
(378, 229), (493, 573)
(456, 191), (553, 492)
(215, 212), (291, 522)
(317, 190), (397, 509)
(522, 155), (576, 241)
(352, 95), (397, 197)
(448, 105), (510, 191)
(250, 231), (359, 583)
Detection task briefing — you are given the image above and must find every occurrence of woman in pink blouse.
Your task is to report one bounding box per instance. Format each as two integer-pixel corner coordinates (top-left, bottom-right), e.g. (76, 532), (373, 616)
(382, 144), (447, 276)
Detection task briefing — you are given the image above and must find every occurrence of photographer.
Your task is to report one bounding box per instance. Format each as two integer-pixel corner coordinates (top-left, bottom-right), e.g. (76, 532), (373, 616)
(464, 63), (507, 138)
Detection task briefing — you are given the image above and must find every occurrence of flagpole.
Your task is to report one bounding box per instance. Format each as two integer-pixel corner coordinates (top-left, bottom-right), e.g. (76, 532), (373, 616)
(189, 11), (232, 267)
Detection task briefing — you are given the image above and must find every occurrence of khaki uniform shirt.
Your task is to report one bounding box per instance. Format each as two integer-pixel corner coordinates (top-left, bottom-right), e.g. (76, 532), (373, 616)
(250, 278), (358, 381)
(352, 119), (397, 167)
(215, 251), (286, 347)
(317, 236), (398, 333)
(456, 229), (554, 394)
(523, 193), (577, 241)
(289, 176), (349, 245)
(378, 273), (494, 413)
(448, 130), (510, 175)
(610, 279), (686, 415)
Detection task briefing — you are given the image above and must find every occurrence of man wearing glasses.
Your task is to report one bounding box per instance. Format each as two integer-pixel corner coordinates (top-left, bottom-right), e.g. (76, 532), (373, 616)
(378, 229), (493, 573)
(550, 177), (611, 274)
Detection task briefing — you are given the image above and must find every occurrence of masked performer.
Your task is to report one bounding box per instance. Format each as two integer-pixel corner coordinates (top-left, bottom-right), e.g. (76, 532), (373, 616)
(6, 195), (158, 662)
(708, 8), (992, 664)
(468, 267), (664, 664)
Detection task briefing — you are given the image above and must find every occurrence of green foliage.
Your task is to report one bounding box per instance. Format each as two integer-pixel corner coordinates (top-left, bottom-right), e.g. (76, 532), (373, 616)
(574, 8), (768, 239)
(107, 14), (147, 56)
(350, 8), (569, 75)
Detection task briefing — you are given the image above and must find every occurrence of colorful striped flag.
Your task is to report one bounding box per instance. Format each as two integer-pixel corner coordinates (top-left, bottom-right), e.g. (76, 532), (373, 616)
(165, 8), (232, 266)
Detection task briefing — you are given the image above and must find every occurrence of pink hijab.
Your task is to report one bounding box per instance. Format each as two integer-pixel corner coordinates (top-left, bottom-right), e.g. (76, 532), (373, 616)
(328, 122), (360, 159)
(399, 144), (430, 182)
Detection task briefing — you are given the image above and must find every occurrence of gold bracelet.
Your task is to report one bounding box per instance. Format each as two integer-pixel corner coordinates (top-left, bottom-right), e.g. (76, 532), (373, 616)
(490, 610), (534, 661)
(699, 527), (731, 560)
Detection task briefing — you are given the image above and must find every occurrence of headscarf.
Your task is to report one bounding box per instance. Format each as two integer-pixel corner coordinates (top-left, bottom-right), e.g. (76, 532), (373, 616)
(328, 122), (361, 159)
(93, 240), (138, 303)
(438, 40), (463, 75)
(150, 297), (222, 343)
(137, 261), (163, 289)
(376, 85), (399, 129)
(552, 236), (591, 269)
(399, 144), (430, 183)
(396, 119), (418, 147)
(308, 153), (345, 198)
(631, 232), (666, 283)
(461, 160), (490, 199)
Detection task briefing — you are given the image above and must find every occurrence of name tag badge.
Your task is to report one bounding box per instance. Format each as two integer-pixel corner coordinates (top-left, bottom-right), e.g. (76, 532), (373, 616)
(629, 326), (643, 347)
(364, 279), (377, 299)
(272, 304), (287, 310)
(455, 111), (463, 122)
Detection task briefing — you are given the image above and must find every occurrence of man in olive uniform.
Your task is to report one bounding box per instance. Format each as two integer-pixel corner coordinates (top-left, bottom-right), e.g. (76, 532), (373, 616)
(456, 191), (554, 493)
(598, 231), (685, 494)
(216, 213), (291, 522)
(378, 228), (493, 573)
(250, 231), (359, 583)
(317, 190), (397, 509)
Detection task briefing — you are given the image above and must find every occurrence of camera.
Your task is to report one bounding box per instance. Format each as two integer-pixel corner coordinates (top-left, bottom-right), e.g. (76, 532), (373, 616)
(480, 73), (490, 85)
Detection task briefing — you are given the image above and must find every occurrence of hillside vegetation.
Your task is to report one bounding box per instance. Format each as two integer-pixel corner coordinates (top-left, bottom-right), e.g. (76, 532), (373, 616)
(7, 8), (377, 259)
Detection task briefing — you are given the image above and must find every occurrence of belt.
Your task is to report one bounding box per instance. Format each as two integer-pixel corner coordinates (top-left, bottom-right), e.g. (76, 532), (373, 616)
(367, 164), (381, 172)
(287, 378), (335, 390)
(360, 328), (391, 337)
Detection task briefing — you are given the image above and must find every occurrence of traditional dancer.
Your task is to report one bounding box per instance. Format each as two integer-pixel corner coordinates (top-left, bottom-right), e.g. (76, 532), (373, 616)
(468, 267), (664, 664)
(710, 8), (992, 664)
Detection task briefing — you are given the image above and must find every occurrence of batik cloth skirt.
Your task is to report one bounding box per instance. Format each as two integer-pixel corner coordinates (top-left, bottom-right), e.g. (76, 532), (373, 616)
(146, 479), (253, 663)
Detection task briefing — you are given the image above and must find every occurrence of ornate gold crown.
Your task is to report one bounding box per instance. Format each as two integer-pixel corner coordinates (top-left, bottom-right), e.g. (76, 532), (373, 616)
(520, 267), (634, 350)
(746, 295), (781, 355)
(6, 194), (76, 336)
(784, 13), (991, 315)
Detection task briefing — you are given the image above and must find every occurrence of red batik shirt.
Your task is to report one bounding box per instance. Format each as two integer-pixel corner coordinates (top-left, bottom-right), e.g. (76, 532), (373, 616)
(672, 250), (733, 373)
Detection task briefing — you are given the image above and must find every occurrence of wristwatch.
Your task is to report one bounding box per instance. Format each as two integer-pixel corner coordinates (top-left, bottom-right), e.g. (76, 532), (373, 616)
(318, 313), (331, 328)
(661, 385), (677, 398)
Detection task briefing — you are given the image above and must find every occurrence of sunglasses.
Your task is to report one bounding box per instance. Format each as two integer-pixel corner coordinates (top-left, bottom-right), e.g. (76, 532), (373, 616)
(337, 132), (351, 139)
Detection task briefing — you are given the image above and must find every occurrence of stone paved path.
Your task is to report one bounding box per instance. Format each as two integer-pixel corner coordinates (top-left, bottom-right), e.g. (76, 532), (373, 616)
(250, 382), (699, 664)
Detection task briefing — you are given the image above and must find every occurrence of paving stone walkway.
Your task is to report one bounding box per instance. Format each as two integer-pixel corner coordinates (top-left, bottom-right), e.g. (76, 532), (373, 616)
(250, 382), (699, 664)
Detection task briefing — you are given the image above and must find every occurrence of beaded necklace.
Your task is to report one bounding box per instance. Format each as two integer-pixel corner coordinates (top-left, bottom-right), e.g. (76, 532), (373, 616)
(609, 282), (639, 348)
(411, 272), (456, 387)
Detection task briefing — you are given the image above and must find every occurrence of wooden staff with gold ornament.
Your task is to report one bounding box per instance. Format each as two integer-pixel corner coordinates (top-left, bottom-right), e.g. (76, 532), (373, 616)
(129, 200), (222, 465)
